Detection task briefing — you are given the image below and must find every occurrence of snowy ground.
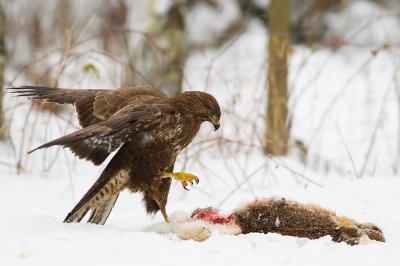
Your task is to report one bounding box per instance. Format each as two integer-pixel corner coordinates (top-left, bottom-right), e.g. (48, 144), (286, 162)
(2, 1), (400, 265)
(0, 166), (399, 265)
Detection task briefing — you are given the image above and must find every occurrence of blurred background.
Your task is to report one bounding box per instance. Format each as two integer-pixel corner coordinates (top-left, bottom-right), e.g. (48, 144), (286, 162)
(1, 0), (400, 209)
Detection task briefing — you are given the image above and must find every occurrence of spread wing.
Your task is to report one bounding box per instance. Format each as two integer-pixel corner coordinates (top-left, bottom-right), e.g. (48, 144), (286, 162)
(9, 86), (168, 127)
(29, 107), (161, 165)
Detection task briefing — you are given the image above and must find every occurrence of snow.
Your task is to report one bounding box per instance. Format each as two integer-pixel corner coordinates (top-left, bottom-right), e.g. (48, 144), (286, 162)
(0, 176), (399, 265)
(325, 1), (400, 46)
(186, 0), (241, 45)
(1, 0), (400, 265)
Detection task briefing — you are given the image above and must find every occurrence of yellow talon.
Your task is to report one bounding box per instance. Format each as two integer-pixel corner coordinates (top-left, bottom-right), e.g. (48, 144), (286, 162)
(162, 172), (199, 190)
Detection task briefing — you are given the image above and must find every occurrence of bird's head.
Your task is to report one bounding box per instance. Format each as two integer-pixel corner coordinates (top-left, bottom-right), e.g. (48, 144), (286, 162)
(179, 91), (221, 130)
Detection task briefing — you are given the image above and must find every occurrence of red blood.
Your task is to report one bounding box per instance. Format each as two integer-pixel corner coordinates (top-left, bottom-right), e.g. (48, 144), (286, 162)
(191, 209), (235, 224)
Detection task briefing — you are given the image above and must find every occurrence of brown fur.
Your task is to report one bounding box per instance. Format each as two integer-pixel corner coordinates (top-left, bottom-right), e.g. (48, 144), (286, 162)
(233, 198), (385, 245)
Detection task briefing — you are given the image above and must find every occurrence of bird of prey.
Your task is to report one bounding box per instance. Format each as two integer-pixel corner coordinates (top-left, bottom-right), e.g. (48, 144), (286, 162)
(10, 86), (221, 224)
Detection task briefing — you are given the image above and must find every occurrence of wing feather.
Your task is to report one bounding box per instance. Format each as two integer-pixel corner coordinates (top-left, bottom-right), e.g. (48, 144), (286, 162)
(29, 109), (156, 165)
(8, 86), (100, 104)
(9, 86), (168, 127)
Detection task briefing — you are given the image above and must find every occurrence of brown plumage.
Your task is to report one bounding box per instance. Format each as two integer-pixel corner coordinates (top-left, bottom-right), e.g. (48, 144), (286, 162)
(10, 86), (221, 224)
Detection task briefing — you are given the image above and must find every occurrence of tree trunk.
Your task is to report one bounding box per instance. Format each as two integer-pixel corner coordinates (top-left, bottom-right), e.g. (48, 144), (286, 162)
(264, 0), (290, 155)
(100, 0), (128, 56)
(124, 1), (186, 97)
(0, 0), (5, 140)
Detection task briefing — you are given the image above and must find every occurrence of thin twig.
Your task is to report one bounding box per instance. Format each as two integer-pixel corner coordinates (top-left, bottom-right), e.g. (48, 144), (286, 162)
(336, 124), (359, 178)
(218, 161), (269, 208)
(359, 68), (396, 177)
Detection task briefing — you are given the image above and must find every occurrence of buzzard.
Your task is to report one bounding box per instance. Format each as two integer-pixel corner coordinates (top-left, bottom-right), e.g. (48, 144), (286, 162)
(10, 86), (221, 224)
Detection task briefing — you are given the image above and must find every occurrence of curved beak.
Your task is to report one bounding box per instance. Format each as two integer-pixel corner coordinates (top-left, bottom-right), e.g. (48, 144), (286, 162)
(210, 117), (220, 131)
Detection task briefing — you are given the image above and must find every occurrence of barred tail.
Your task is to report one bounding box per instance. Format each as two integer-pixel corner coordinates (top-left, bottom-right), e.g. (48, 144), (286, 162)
(64, 169), (129, 225)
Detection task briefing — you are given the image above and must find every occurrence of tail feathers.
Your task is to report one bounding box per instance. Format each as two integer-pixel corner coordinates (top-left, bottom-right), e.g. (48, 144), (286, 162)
(64, 194), (119, 225)
(87, 194), (119, 224)
(64, 169), (129, 224)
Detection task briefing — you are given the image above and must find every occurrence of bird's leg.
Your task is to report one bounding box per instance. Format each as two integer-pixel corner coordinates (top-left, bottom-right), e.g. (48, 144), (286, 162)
(153, 197), (170, 223)
(161, 209), (170, 223)
(162, 172), (199, 190)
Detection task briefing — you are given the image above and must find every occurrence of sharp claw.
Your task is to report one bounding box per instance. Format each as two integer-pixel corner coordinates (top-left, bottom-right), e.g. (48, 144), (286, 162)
(168, 172), (200, 190)
(182, 180), (190, 190)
